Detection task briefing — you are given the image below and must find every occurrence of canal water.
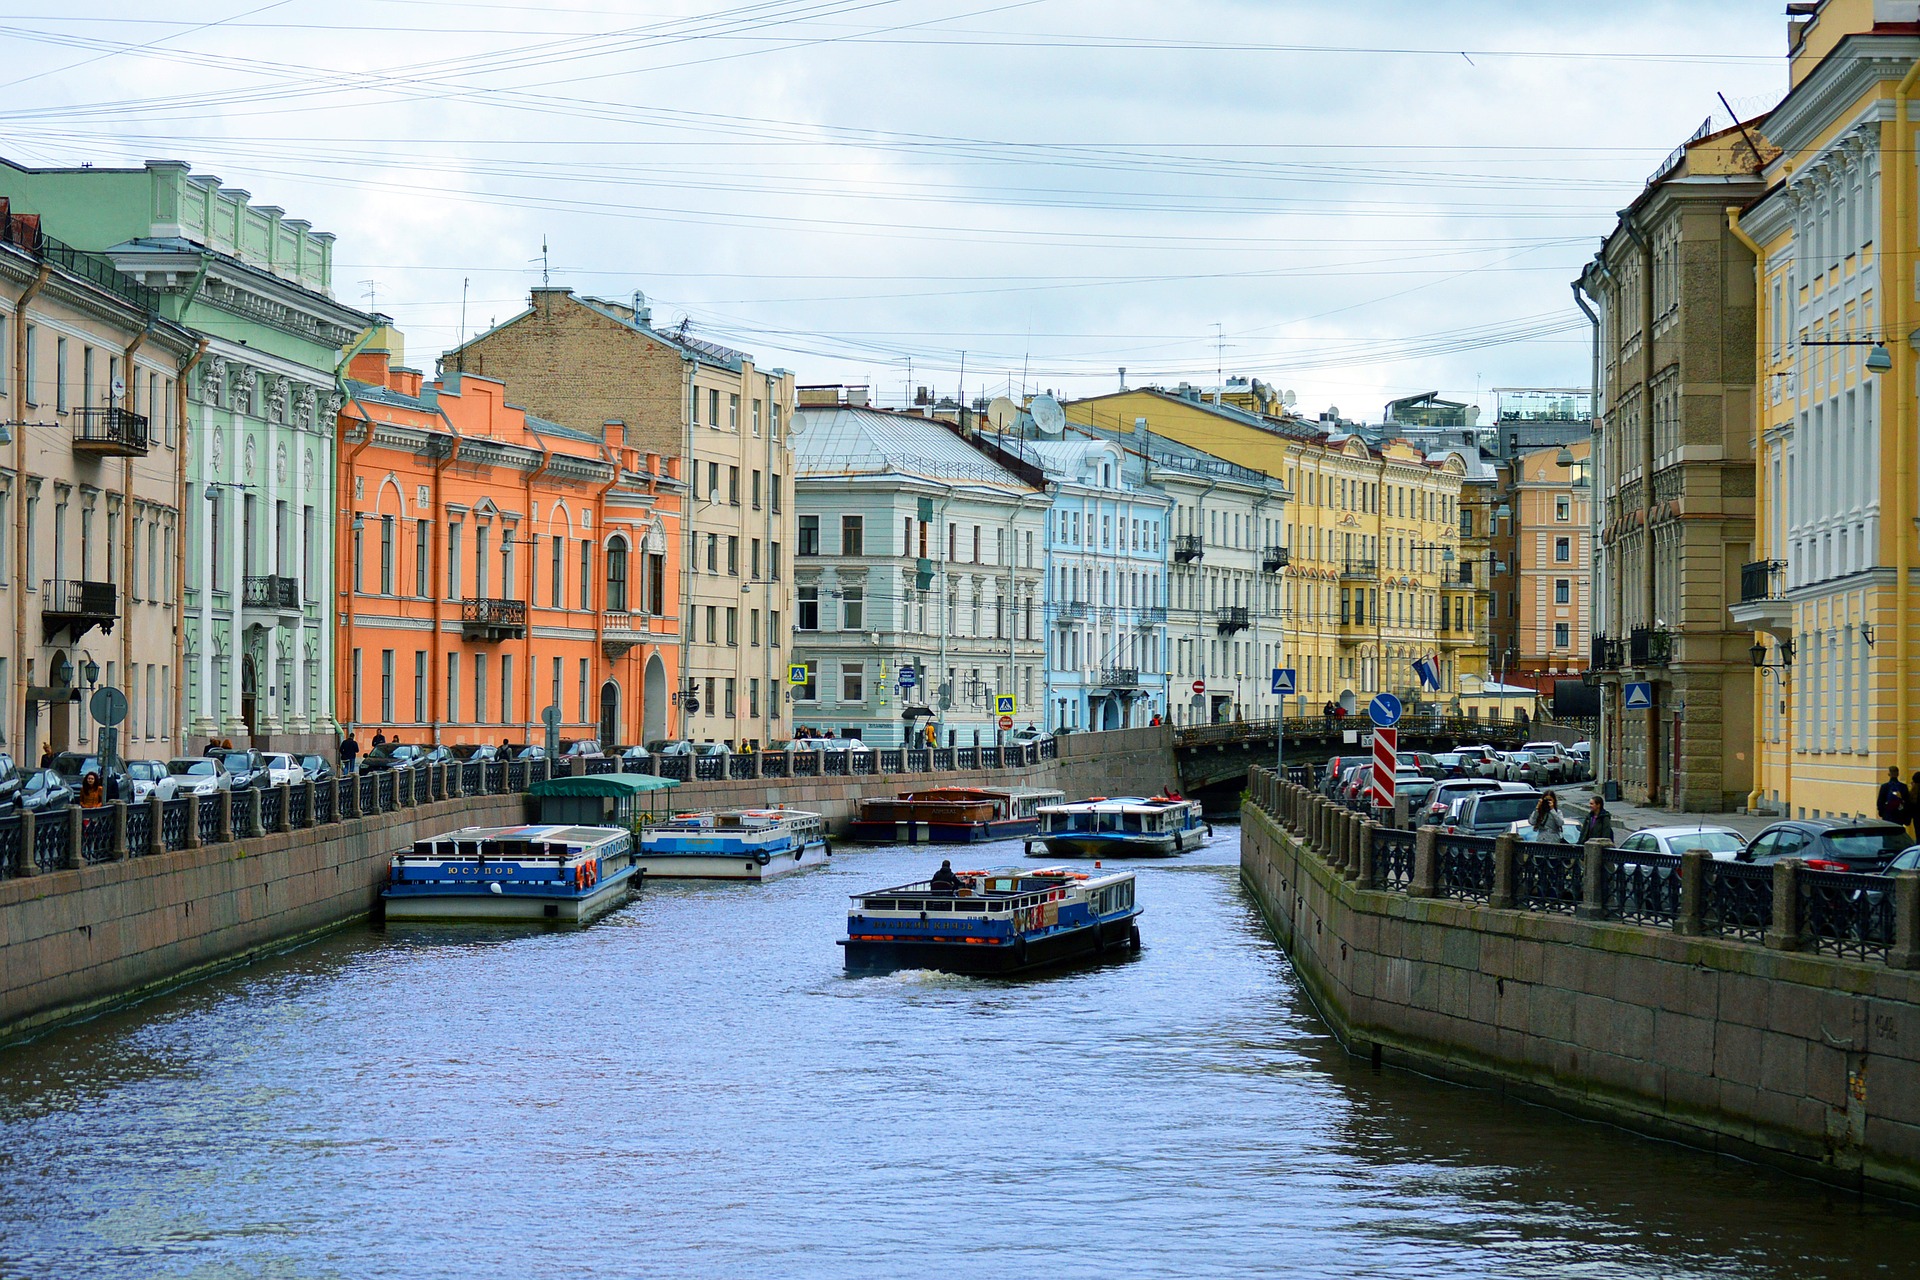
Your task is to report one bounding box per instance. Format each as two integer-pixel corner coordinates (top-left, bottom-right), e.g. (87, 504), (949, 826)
(2, 828), (1918, 1279)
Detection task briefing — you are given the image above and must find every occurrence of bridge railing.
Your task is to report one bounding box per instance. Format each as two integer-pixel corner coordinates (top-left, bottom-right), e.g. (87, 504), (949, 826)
(1242, 764), (1920, 971)
(1176, 715), (1536, 751)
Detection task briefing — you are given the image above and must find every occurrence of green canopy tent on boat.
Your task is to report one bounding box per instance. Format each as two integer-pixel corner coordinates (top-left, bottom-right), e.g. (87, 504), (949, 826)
(528, 772), (681, 828)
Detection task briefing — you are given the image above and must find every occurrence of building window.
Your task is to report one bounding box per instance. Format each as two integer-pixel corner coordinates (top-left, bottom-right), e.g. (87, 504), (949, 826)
(1554, 623), (1570, 649)
(1554, 578), (1570, 605)
(379, 516), (394, 594)
(798, 515), (820, 556)
(351, 648), (363, 723)
(447, 653), (461, 722)
(646, 552), (665, 614)
(709, 388), (720, 428)
(798, 585), (818, 630)
(607, 535), (629, 611)
(841, 514), (864, 556)
(414, 651), (427, 723)
(579, 540), (593, 608)
(749, 677), (761, 717)
(794, 661), (817, 701)
(728, 393), (739, 429)
(1554, 537), (1571, 563)
(752, 400), (763, 436)
(751, 539), (761, 579)
(55, 337), (67, 411)
(841, 661), (865, 703)
(728, 466), (740, 506)
(771, 543), (781, 578)
(771, 474), (782, 513)
(752, 470), (763, 509)
(448, 523), (462, 598)
(726, 606), (738, 646)
(474, 653), (489, 723)
(842, 586), (864, 630)
(1555, 495), (1572, 523)
(727, 536), (739, 576)
(706, 532), (718, 574)
(579, 658), (590, 723)
(705, 605), (717, 644)
(750, 609), (761, 645)
(414, 521), (429, 597)
(501, 653), (514, 724)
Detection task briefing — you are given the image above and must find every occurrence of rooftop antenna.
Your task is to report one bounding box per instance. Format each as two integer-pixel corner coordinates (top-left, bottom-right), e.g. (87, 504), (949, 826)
(361, 279), (378, 312)
(456, 277), (469, 371)
(532, 237), (549, 288)
(958, 349), (967, 432)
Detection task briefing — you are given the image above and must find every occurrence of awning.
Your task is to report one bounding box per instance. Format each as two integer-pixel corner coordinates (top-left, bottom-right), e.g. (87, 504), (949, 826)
(529, 772), (680, 799)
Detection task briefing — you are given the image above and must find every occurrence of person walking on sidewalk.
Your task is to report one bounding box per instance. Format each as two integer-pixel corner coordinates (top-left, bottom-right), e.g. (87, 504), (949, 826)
(1877, 766), (1910, 831)
(1576, 795), (1615, 846)
(1909, 770), (1920, 840)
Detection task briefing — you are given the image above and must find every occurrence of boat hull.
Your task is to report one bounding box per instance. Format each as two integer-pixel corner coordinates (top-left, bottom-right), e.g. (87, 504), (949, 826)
(382, 866), (641, 924)
(636, 839), (830, 881)
(846, 817), (1039, 844)
(1034, 830), (1198, 859)
(841, 912), (1141, 976)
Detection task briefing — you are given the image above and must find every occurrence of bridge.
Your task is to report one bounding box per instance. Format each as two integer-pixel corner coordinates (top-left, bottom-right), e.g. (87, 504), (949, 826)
(1172, 715), (1536, 799)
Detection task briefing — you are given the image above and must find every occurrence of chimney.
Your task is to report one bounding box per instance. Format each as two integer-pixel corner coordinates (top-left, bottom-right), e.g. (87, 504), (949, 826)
(846, 386), (870, 408)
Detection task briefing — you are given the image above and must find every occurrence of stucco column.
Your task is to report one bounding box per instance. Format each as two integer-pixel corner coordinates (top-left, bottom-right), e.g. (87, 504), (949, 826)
(223, 450), (245, 741)
(192, 400), (217, 738)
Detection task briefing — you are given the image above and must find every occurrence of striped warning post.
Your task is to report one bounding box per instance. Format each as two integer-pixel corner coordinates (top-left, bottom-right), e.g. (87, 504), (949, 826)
(1371, 728), (1398, 808)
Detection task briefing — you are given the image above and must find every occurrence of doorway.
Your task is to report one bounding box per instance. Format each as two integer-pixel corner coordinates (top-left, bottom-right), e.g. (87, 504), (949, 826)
(599, 680), (620, 747)
(241, 657), (257, 741)
(643, 654), (668, 744)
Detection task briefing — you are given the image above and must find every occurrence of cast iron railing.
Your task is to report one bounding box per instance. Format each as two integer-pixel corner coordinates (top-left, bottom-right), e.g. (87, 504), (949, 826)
(1518, 842), (1583, 913)
(1800, 868), (1894, 960)
(126, 803), (153, 855)
(1703, 861), (1773, 942)
(1373, 827), (1416, 891)
(80, 809), (114, 864)
(1602, 851), (1682, 924)
(1437, 834), (1496, 901)
(243, 575), (300, 610)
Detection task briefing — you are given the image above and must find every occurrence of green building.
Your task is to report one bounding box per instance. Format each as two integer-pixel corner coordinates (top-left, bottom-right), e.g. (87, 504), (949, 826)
(0, 159), (373, 753)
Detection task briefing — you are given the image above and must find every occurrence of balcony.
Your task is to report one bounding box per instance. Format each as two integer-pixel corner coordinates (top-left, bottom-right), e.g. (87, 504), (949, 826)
(1337, 614), (1371, 645)
(601, 610), (649, 659)
(1340, 557), (1378, 580)
(1173, 534), (1204, 564)
(1098, 666), (1141, 689)
(71, 406), (150, 457)
(240, 574), (301, 627)
(1059, 601), (1089, 621)
(1261, 546), (1290, 573)
(1590, 635), (1623, 672)
(1215, 606), (1249, 635)
(42, 578), (116, 642)
(1628, 625), (1671, 668)
(1730, 558), (1792, 640)
(461, 597), (527, 641)
(1135, 605), (1167, 629)
(1740, 559), (1784, 603)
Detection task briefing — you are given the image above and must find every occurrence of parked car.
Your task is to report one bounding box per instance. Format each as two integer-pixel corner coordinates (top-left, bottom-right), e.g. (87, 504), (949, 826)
(361, 743), (426, 772)
(47, 752), (124, 797)
(786, 736), (870, 753)
(1430, 752), (1473, 779)
(1400, 751), (1446, 780)
(167, 757), (232, 797)
(1011, 726), (1053, 747)
(1739, 820), (1910, 872)
(1617, 826), (1747, 861)
(608, 744), (650, 764)
(298, 754), (335, 783)
(1321, 755), (1372, 797)
(1420, 778), (1506, 826)
(125, 759), (180, 803)
(1470, 750), (1510, 779)
(20, 768), (74, 813)
(1496, 751), (1556, 786)
(219, 749), (271, 789)
(692, 742), (732, 759)
(559, 739), (606, 761)
(259, 753), (308, 788)
(1337, 763), (1373, 807)
(1523, 742), (1578, 783)
(513, 745), (552, 762)
(1450, 789), (1546, 838)
(1889, 847), (1920, 873)
(646, 740), (694, 756)
(1384, 772), (1437, 822)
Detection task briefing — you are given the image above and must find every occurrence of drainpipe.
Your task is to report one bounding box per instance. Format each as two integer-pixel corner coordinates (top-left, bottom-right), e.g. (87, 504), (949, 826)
(1571, 278), (1605, 793)
(11, 263), (48, 755)
(586, 448), (619, 742)
(1726, 207), (1771, 814)
(1893, 62), (1920, 782)
(340, 394), (382, 734)
(172, 340), (206, 752)
(522, 442), (552, 740)
(427, 409), (460, 744)
(118, 322), (158, 747)
(1622, 213), (1660, 804)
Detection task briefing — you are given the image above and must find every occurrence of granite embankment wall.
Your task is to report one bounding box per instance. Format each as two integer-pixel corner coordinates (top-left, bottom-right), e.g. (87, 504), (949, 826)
(0, 728), (1174, 1044)
(1240, 768), (1920, 1202)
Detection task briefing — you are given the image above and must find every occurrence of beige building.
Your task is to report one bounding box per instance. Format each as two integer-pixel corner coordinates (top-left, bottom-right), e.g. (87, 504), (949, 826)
(450, 289), (796, 746)
(1581, 119), (1768, 810)
(1511, 440), (1594, 679)
(0, 208), (198, 763)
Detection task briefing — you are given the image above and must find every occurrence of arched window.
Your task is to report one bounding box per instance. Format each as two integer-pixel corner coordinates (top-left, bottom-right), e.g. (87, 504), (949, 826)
(607, 535), (630, 612)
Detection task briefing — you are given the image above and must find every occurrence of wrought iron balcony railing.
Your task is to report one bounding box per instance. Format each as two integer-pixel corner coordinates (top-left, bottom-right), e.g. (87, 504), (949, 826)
(242, 575), (299, 610)
(461, 597), (527, 640)
(1059, 601), (1088, 621)
(1215, 606), (1250, 635)
(42, 578), (116, 641)
(1628, 625), (1671, 667)
(1135, 605), (1167, 628)
(1340, 557), (1378, 579)
(1098, 666), (1141, 689)
(1172, 534), (1204, 563)
(71, 406), (150, 457)
(1740, 559), (1785, 603)
(1261, 546), (1290, 572)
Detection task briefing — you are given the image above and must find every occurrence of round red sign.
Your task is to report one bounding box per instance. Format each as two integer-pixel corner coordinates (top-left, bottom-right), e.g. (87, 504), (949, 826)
(1191, 680), (1205, 694)
(998, 714), (1014, 730)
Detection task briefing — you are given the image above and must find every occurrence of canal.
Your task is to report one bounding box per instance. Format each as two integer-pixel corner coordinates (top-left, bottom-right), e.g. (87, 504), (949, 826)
(2, 827), (1918, 1278)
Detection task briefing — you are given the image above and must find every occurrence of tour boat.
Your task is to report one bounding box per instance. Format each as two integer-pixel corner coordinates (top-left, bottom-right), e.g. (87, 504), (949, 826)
(847, 786), (1065, 844)
(636, 807), (830, 880)
(383, 824), (640, 924)
(840, 865), (1141, 976)
(1028, 796), (1211, 858)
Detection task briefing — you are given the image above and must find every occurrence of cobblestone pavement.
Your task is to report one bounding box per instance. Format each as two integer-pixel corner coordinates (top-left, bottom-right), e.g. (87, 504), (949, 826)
(1542, 782), (1772, 840)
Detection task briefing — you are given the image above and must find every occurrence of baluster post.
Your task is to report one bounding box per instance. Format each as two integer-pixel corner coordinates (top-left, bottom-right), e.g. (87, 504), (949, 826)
(1575, 840), (1609, 919)
(15, 809), (34, 875)
(245, 787), (265, 838)
(109, 801), (128, 861)
(1889, 872), (1920, 969)
(182, 794), (200, 850)
(1765, 859), (1803, 951)
(147, 794), (163, 854)
(64, 807), (83, 869)
(217, 790), (234, 843)
(1489, 833), (1518, 910)
(1674, 850), (1708, 936)
(1349, 819), (1371, 884)
(1410, 826), (1441, 898)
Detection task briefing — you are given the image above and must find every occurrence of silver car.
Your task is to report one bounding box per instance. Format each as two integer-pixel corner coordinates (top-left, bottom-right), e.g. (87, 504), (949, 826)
(1617, 826), (1747, 861)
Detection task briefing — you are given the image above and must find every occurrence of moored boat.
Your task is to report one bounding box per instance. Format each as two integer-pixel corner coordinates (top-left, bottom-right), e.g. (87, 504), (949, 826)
(840, 865), (1140, 975)
(847, 786), (1064, 844)
(636, 807), (830, 880)
(383, 824), (639, 924)
(1028, 795), (1210, 858)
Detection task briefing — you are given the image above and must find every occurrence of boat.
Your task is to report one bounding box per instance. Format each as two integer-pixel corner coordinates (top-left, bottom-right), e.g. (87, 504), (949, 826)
(1028, 795), (1211, 858)
(846, 786), (1065, 844)
(382, 824), (640, 924)
(636, 807), (830, 880)
(840, 865), (1141, 975)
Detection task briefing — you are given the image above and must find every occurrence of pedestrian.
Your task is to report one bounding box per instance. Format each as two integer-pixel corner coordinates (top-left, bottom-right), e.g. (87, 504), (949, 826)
(1908, 769), (1920, 839)
(500, 737), (511, 757)
(1877, 766), (1910, 829)
(372, 730), (386, 749)
(78, 771), (104, 809)
(1576, 795), (1615, 846)
(37, 742), (52, 769)
(1529, 791), (1565, 841)
(1149, 713), (1162, 727)
(339, 731), (360, 774)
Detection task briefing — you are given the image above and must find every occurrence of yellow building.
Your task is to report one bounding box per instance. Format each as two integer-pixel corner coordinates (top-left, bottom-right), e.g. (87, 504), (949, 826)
(1731, 3), (1920, 820)
(1067, 389), (1484, 717)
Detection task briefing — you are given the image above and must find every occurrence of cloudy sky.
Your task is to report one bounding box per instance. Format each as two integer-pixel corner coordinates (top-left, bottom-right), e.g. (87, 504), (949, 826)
(0, 0), (1787, 421)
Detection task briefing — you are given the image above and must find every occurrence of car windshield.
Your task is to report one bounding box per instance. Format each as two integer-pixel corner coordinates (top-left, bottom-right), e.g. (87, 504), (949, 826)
(1826, 829), (1910, 860)
(23, 771), (53, 792)
(169, 759), (219, 777)
(1474, 795), (1539, 825)
(129, 762), (161, 781)
(264, 755), (292, 768)
(301, 756), (326, 770)
(49, 753), (102, 776)
(221, 752), (255, 769)
(1665, 832), (1745, 856)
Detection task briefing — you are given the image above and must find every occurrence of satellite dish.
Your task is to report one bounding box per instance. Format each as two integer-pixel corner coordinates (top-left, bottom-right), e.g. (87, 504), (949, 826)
(1029, 394), (1066, 436)
(1281, 390), (1297, 408)
(986, 397), (1019, 431)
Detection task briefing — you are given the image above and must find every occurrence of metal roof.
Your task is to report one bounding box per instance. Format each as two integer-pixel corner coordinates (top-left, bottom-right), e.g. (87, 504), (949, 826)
(793, 405), (1040, 492)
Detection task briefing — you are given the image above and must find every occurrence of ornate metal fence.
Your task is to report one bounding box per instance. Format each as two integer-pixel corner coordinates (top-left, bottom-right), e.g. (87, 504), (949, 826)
(35, 809), (71, 871)
(1799, 869), (1894, 960)
(1702, 862), (1773, 943)
(1602, 851), (1682, 924)
(125, 803), (153, 856)
(1517, 843), (1583, 914)
(162, 797), (191, 849)
(0, 813), (23, 876)
(1436, 834), (1496, 901)
(1372, 828), (1416, 891)
(260, 788), (284, 832)
(80, 809), (115, 864)
(197, 797), (223, 846)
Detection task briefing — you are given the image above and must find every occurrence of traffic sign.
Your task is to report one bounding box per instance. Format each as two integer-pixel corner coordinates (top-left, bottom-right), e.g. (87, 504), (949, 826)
(1191, 680), (1205, 694)
(684, 697), (701, 714)
(995, 694), (1017, 715)
(1624, 681), (1653, 710)
(1367, 692), (1403, 728)
(541, 703), (562, 728)
(1270, 667), (1296, 696)
(788, 663), (809, 685)
(998, 714), (1014, 730)
(897, 666), (917, 689)
(1371, 728), (1399, 807)
(89, 686), (128, 727)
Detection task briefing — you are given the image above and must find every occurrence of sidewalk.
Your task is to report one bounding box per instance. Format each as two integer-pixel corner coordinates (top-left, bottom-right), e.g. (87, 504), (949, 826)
(1542, 782), (1772, 839)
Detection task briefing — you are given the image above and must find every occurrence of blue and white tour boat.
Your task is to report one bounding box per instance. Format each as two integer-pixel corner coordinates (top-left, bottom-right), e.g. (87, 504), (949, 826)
(847, 785), (1065, 844)
(383, 824), (639, 924)
(636, 807), (830, 880)
(840, 865), (1141, 976)
(1028, 795), (1210, 858)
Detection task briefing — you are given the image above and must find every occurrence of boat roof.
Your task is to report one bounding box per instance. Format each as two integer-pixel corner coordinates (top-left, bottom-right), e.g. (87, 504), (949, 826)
(973, 786), (1066, 800)
(530, 773), (680, 797)
(430, 823), (628, 843)
(852, 865), (1131, 901)
(1040, 796), (1191, 812)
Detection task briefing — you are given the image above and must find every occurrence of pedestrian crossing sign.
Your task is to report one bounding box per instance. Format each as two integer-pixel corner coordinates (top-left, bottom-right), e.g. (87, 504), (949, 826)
(995, 694), (1018, 715)
(788, 664), (809, 685)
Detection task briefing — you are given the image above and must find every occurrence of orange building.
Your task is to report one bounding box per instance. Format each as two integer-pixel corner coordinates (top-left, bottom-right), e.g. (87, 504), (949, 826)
(335, 332), (683, 749)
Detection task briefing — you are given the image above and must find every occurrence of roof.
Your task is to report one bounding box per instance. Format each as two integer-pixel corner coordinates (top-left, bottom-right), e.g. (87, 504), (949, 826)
(793, 405), (1041, 493)
(530, 773), (680, 798)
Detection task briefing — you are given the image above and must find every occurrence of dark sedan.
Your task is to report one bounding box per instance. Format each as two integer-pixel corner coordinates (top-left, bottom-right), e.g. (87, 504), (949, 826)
(1739, 820), (1910, 872)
